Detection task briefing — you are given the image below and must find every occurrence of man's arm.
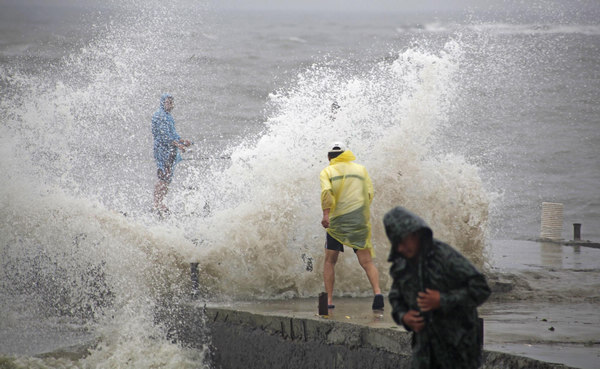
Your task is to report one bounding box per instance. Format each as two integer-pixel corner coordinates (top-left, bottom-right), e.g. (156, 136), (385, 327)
(321, 208), (330, 228)
(172, 139), (191, 152)
(390, 279), (426, 332)
(319, 169), (335, 227)
(438, 252), (491, 312)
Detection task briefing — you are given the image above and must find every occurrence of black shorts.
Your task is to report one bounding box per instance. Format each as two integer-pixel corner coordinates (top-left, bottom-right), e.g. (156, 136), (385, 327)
(325, 232), (357, 253)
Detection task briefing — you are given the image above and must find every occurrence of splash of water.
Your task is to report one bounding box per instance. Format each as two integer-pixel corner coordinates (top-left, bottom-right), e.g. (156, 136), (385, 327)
(0, 0), (213, 367)
(0, 181), (209, 367)
(184, 39), (489, 300)
(1, 1), (491, 366)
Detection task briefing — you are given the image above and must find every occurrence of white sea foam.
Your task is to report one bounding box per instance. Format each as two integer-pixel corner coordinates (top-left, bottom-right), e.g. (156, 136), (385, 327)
(0, 0), (212, 367)
(0, 179), (209, 367)
(2, 29), (490, 329)
(2, 20), (490, 309)
(178, 39), (490, 300)
(397, 22), (600, 36)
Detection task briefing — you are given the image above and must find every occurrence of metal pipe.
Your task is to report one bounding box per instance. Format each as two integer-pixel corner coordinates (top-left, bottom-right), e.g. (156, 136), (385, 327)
(190, 262), (199, 297)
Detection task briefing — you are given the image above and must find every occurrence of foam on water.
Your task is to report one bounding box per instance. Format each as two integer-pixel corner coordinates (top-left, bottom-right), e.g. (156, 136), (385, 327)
(181, 39), (490, 300)
(1, 1), (213, 367)
(0, 181), (209, 367)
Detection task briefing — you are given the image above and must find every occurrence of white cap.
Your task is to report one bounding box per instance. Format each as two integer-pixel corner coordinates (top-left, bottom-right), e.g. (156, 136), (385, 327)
(329, 141), (346, 153)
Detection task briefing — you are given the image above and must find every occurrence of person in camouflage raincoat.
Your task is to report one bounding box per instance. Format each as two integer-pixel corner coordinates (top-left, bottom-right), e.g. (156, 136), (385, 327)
(384, 206), (491, 369)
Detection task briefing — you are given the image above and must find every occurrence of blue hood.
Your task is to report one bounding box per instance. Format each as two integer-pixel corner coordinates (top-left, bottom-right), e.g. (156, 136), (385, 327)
(159, 93), (173, 111)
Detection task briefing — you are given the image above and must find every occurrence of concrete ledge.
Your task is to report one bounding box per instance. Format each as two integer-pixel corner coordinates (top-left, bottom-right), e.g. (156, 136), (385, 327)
(204, 307), (411, 369)
(173, 304), (576, 369)
(207, 307), (412, 354)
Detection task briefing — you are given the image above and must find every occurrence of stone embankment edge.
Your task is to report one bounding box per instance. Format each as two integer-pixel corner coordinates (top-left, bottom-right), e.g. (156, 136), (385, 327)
(173, 304), (576, 369)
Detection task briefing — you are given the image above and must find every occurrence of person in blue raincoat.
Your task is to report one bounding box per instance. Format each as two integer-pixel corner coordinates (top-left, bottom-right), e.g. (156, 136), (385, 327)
(152, 93), (191, 215)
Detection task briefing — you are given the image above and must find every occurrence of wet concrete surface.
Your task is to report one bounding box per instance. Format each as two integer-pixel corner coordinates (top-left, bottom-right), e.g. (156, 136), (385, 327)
(203, 297), (598, 369)
(197, 240), (599, 368)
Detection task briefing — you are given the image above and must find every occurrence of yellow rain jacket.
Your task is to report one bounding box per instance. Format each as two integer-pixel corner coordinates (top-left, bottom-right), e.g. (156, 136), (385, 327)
(320, 150), (374, 256)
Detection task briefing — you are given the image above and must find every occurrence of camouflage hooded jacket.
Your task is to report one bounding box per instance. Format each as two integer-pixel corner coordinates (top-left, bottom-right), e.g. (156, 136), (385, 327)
(384, 207), (491, 369)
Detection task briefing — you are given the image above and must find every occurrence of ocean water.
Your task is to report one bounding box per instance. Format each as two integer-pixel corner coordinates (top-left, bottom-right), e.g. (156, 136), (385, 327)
(1, 0), (599, 367)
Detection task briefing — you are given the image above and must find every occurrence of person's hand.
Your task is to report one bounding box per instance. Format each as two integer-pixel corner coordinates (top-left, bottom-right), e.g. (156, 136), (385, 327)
(181, 139), (192, 147)
(321, 215), (329, 228)
(321, 209), (330, 228)
(402, 310), (425, 332)
(417, 289), (441, 312)
(173, 140), (187, 152)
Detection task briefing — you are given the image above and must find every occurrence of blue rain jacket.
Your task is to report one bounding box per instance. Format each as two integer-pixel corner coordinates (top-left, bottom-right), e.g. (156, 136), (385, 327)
(152, 93), (182, 171)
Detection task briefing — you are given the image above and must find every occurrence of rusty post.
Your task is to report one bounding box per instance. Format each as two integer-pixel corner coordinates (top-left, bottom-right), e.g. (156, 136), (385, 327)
(318, 292), (328, 316)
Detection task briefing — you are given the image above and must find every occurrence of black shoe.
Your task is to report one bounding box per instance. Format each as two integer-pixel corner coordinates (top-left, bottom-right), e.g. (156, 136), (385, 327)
(372, 294), (384, 310)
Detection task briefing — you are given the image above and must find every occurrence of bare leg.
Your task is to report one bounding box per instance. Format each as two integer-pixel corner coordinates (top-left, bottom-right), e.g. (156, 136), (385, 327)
(153, 180), (169, 212)
(356, 249), (381, 295)
(323, 249), (339, 306)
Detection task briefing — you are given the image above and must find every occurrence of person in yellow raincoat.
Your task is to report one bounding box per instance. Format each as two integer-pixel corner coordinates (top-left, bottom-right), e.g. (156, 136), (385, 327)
(320, 142), (383, 311)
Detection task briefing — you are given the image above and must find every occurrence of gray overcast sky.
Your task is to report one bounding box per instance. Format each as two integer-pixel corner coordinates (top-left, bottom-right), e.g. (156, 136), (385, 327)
(1, 0), (598, 21)
(1, 0), (598, 15)
(211, 0), (496, 12)
(208, 0), (598, 14)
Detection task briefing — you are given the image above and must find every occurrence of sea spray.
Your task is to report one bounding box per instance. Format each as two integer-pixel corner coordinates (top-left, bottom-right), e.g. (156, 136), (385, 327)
(0, 181), (211, 368)
(2, 1), (489, 365)
(186, 39), (489, 299)
(0, 1), (214, 366)
(0, 0), (213, 215)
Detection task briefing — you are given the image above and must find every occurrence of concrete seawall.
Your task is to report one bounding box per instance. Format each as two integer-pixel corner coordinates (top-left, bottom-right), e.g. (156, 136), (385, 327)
(171, 303), (577, 369)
